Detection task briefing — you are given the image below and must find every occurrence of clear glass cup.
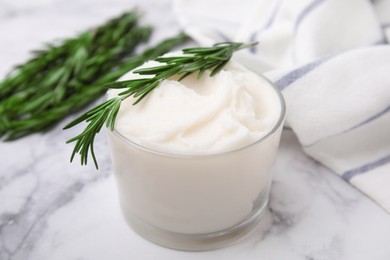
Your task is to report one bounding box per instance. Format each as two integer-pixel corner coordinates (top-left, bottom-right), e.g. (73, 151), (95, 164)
(107, 75), (285, 251)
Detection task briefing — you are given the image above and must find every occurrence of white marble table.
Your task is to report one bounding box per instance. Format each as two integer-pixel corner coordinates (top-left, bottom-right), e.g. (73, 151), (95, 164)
(1, 0), (390, 259)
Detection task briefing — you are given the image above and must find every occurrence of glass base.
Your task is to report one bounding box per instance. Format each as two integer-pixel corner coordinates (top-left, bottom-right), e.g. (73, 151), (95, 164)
(120, 197), (269, 251)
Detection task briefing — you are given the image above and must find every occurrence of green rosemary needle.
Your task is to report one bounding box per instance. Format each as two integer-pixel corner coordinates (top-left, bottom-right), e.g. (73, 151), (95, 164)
(64, 41), (258, 169)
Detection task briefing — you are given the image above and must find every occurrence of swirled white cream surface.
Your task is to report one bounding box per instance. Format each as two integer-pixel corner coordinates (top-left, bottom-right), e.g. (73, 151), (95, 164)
(107, 56), (283, 235)
(108, 59), (281, 154)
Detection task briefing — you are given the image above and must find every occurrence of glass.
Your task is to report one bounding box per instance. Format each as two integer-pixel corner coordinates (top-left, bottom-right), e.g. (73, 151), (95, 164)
(107, 75), (285, 251)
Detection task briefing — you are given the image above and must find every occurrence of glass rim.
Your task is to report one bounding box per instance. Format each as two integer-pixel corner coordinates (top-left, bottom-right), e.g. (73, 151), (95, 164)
(110, 73), (286, 159)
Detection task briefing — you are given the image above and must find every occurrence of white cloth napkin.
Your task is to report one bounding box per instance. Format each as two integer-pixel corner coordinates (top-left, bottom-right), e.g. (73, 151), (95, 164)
(174, 0), (390, 212)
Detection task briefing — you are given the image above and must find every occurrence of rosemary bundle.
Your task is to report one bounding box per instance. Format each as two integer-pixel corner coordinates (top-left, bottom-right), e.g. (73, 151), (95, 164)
(0, 11), (188, 140)
(65, 42), (257, 168)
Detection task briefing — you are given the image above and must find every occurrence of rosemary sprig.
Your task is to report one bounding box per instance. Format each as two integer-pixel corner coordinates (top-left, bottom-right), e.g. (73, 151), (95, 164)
(64, 42), (258, 169)
(0, 11), (152, 139)
(1, 34), (189, 140)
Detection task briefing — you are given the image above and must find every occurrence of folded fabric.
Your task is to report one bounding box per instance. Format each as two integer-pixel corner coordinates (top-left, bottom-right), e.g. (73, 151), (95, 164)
(174, 0), (390, 212)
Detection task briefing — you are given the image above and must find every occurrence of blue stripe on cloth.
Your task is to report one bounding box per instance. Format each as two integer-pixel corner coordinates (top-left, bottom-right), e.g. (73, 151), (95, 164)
(295, 0), (326, 31)
(305, 105), (390, 147)
(342, 154), (390, 181)
(345, 105), (390, 132)
(274, 57), (328, 91)
(249, 0), (283, 54)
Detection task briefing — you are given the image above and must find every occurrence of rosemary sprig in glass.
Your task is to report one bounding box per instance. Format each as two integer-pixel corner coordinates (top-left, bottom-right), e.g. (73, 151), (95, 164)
(64, 41), (258, 169)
